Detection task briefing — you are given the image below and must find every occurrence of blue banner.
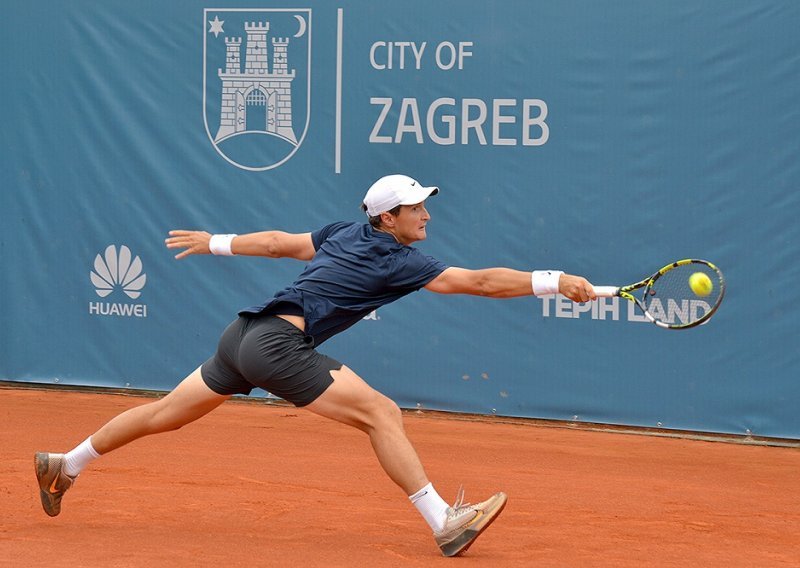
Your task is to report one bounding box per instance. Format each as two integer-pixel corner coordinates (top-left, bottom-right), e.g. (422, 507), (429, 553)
(2, 1), (798, 438)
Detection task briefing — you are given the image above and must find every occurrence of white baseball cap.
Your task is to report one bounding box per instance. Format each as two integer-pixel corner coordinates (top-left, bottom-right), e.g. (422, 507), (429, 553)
(362, 174), (439, 217)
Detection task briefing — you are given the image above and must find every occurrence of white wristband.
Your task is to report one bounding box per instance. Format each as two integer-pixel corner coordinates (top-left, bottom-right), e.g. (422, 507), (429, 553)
(531, 270), (563, 296)
(209, 234), (237, 256)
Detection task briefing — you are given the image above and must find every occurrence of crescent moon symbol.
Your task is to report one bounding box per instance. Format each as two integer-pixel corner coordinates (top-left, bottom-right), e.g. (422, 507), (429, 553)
(294, 15), (307, 38)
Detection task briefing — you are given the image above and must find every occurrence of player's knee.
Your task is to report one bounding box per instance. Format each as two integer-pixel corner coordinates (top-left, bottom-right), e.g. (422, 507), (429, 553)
(368, 395), (403, 430)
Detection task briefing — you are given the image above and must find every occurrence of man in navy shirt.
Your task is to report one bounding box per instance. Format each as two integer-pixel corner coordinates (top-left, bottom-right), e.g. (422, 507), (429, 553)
(35, 174), (596, 557)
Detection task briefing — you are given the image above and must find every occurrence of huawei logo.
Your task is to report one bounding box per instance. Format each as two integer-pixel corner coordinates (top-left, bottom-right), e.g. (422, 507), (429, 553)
(90, 245), (147, 299)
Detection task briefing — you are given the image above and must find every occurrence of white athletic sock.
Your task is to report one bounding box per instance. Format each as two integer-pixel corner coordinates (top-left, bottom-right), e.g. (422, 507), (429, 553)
(63, 437), (101, 477)
(409, 482), (450, 533)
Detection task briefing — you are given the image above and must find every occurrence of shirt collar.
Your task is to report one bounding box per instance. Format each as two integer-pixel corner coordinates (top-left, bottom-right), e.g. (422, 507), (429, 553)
(368, 224), (405, 246)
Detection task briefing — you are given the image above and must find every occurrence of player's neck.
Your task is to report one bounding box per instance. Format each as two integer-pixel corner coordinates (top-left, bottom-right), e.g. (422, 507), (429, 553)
(375, 226), (401, 244)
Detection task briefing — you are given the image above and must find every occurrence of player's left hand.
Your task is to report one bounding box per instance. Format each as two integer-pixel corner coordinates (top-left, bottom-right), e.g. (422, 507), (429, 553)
(559, 274), (597, 303)
(165, 230), (212, 259)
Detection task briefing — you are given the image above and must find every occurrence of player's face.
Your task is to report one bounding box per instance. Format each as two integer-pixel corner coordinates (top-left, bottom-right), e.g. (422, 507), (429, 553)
(391, 201), (431, 245)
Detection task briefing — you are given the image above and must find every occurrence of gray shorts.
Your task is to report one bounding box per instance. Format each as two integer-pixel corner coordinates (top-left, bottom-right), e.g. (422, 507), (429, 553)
(201, 315), (341, 407)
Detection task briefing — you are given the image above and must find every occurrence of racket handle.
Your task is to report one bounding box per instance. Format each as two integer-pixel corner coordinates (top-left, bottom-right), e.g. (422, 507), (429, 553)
(592, 286), (619, 297)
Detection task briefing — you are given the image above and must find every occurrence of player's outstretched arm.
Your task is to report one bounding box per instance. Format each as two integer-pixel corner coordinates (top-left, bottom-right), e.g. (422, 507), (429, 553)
(165, 230), (315, 261)
(425, 267), (596, 303)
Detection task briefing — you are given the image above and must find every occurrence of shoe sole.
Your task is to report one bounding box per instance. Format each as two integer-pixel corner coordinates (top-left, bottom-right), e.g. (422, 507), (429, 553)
(34, 452), (62, 517)
(439, 492), (508, 557)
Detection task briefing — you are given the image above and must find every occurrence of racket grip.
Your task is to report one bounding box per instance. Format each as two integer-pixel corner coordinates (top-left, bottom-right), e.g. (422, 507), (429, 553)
(592, 286), (619, 297)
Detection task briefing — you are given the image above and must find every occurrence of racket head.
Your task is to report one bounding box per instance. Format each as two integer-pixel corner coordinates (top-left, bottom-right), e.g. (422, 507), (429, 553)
(637, 259), (725, 329)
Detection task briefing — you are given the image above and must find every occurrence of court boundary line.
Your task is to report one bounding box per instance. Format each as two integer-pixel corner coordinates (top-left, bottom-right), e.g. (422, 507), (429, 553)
(2, 381), (797, 449)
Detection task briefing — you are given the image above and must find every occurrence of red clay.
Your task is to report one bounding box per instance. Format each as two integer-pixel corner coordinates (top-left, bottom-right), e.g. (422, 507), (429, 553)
(3, 387), (799, 567)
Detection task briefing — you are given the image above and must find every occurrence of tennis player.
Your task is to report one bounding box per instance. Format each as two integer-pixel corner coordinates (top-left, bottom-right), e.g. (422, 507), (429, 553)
(35, 174), (596, 557)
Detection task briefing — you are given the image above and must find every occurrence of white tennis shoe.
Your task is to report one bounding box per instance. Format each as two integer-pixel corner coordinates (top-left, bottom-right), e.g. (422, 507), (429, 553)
(433, 488), (508, 556)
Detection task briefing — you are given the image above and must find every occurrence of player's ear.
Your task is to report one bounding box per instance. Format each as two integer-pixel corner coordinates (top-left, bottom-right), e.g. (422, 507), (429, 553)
(380, 211), (395, 227)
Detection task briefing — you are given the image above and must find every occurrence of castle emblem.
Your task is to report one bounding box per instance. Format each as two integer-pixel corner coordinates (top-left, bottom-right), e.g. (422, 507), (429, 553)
(203, 9), (311, 171)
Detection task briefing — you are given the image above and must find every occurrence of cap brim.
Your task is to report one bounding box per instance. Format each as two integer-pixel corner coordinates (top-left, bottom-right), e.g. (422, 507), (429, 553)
(397, 185), (439, 205)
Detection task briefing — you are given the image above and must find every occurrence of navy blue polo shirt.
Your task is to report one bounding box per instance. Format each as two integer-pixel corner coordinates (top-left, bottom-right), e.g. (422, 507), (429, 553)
(240, 222), (447, 345)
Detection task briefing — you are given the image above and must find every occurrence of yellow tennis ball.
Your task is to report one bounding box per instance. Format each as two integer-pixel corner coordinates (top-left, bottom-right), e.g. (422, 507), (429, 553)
(689, 272), (713, 297)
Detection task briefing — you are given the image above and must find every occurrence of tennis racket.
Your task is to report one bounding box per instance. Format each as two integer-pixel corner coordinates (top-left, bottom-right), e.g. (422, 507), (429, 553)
(592, 259), (725, 329)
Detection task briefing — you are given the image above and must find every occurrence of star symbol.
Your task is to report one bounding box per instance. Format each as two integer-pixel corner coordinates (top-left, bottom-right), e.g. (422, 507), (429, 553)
(208, 15), (224, 38)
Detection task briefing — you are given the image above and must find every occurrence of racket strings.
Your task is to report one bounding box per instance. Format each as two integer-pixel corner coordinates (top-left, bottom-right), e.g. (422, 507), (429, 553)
(644, 264), (723, 326)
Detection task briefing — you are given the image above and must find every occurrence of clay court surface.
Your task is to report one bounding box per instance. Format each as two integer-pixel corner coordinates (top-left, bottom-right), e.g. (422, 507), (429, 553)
(2, 386), (799, 567)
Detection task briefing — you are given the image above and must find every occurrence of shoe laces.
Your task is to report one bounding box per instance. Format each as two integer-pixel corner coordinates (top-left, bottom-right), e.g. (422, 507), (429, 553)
(452, 485), (467, 510)
(437, 485), (477, 535)
(448, 485), (476, 518)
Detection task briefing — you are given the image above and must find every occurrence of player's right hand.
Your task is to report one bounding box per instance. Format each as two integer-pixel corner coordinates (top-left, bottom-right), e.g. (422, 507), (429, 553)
(165, 230), (212, 259)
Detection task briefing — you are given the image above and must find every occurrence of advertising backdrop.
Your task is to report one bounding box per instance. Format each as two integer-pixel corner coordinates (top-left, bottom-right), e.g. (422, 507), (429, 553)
(2, 1), (799, 438)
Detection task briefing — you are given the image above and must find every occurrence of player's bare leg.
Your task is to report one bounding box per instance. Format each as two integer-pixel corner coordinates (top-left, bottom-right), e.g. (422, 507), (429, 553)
(90, 367), (231, 454)
(305, 365), (428, 494)
(35, 367), (230, 516)
(305, 365), (507, 556)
